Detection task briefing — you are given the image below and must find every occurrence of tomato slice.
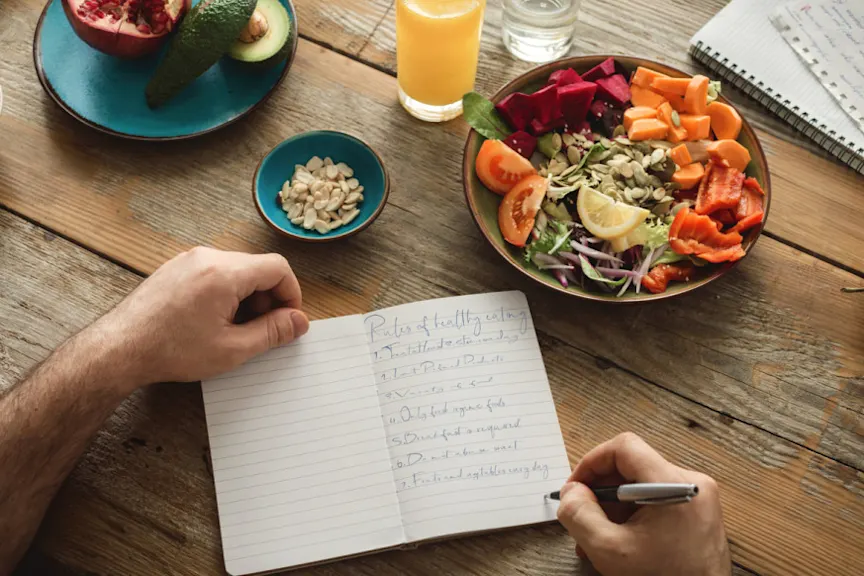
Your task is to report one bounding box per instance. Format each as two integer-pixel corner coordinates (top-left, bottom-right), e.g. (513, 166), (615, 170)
(476, 139), (538, 196)
(499, 175), (548, 247)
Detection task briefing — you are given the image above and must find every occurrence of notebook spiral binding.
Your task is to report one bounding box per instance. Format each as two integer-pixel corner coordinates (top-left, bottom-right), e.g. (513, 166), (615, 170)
(690, 41), (864, 176)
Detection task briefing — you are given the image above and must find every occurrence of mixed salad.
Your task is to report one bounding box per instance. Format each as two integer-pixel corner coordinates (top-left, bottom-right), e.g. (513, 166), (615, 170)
(464, 58), (765, 296)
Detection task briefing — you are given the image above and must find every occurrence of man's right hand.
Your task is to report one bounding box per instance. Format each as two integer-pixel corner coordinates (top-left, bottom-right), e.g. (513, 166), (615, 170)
(557, 433), (732, 576)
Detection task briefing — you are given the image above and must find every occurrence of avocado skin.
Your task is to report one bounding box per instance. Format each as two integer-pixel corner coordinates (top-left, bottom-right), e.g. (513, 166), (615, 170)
(146, 0), (258, 108)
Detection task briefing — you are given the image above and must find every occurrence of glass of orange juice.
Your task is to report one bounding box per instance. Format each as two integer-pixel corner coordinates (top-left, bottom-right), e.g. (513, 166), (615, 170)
(396, 0), (487, 122)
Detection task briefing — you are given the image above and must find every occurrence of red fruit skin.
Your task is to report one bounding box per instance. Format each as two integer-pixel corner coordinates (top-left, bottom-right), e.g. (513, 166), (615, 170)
(495, 92), (535, 131)
(595, 74), (632, 107)
(61, 0), (185, 59)
(529, 84), (562, 124)
(581, 57), (617, 81)
(503, 130), (538, 159)
(557, 81), (597, 126)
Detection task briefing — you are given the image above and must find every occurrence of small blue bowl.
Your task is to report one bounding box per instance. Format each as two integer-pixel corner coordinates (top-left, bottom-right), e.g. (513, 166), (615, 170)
(253, 131), (389, 242)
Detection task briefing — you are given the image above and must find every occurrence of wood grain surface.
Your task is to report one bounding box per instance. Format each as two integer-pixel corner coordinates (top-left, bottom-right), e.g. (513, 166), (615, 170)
(3, 211), (862, 576)
(0, 0), (863, 575)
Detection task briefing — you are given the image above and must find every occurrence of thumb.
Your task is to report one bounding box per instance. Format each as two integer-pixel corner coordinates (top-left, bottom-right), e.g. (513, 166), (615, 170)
(557, 482), (626, 554)
(231, 308), (310, 358)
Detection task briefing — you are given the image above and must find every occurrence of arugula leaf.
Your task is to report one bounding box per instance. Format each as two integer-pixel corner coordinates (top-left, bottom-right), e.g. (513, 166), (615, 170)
(462, 92), (512, 140)
(525, 221), (571, 264)
(579, 255), (627, 287)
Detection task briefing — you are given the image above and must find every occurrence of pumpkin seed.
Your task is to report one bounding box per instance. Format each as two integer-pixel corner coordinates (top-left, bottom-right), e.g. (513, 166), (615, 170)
(613, 125), (627, 138)
(567, 145), (582, 165)
(671, 110), (681, 128)
(653, 188), (667, 201)
(562, 133), (576, 147)
(629, 187), (646, 199)
(651, 148), (666, 165)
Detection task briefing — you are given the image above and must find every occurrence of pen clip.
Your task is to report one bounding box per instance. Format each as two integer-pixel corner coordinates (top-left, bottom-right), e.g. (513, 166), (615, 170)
(634, 495), (693, 506)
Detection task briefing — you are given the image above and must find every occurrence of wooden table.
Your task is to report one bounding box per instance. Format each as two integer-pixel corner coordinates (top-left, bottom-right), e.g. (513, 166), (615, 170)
(1, 0), (863, 574)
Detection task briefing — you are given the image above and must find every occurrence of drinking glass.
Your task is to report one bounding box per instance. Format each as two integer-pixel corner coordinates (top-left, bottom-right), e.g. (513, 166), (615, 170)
(502, 0), (582, 63)
(396, 0), (487, 122)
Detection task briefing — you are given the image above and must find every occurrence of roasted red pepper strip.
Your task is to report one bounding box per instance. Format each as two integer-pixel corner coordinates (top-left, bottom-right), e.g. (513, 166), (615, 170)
(729, 212), (764, 234)
(642, 263), (696, 294)
(695, 160), (745, 215)
(669, 206), (746, 262)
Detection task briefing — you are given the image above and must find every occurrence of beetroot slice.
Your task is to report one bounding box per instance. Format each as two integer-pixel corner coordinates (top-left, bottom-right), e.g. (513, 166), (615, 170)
(528, 84), (563, 124)
(528, 117), (566, 136)
(548, 68), (582, 86)
(495, 92), (534, 131)
(581, 57), (617, 82)
(557, 81), (597, 126)
(589, 99), (608, 119)
(595, 74), (632, 107)
(504, 130), (537, 158)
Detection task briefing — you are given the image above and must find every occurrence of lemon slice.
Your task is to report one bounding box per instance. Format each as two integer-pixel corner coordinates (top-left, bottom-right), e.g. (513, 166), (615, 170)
(577, 186), (650, 240)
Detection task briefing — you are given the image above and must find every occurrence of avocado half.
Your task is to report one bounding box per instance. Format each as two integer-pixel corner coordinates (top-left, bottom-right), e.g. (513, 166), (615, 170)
(229, 0), (292, 69)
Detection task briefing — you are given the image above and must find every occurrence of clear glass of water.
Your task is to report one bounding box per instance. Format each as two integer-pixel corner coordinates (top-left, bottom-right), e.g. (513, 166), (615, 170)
(502, 0), (581, 63)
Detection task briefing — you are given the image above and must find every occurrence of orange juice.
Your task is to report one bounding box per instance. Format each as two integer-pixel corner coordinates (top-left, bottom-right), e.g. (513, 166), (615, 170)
(396, 0), (486, 121)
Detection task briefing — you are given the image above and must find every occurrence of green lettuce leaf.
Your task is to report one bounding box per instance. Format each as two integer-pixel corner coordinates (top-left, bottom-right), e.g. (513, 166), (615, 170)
(525, 221), (571, 264)
(579, 255), (627, 287)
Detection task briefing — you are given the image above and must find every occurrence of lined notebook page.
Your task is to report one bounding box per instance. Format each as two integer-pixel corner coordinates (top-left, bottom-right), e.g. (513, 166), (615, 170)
(202, 316), (404, 576)
(690, 0), (864, 149)
(363, 291), (570, 543)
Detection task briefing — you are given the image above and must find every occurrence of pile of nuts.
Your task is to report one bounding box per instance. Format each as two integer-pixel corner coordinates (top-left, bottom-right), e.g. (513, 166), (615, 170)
(278, 156), (364, 234)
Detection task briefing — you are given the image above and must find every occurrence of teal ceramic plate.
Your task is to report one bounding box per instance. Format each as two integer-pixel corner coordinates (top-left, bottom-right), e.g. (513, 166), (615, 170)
(254, 131), (390, 242)
(462, 55), (771, 303)
(32, 0), (298, 140)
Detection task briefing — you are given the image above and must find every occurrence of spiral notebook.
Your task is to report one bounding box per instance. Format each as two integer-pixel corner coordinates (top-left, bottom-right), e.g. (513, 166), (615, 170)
(689, 0), (864, 175)
(201, 291), (570, 575)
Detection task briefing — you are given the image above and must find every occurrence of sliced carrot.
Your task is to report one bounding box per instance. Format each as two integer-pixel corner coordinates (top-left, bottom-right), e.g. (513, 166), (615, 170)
(627, 118), (669, 141)
(682, 141), (710, 163)
(651, 77), (691, 96)
(695, 159), (745, 215)
(631, 67), (669, 88)
(670, 144), (693, 167)
(672, 162), (705, 189)
(707, 139), (751, 172)
(729, 211), (764, 234)
(630, 85), (668, 109)
(623, 106), (658, 131)
(684, 75), (709, 115)
(679, 114), (711, 141)
(655, 102), (688, 143)
(706, 101), (742, 140)
(668, 95), (686, 113)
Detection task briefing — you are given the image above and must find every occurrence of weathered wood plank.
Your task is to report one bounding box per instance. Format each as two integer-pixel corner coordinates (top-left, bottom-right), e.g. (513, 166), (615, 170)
(2, 209), (862, 576)
(0, 35), (860, 469)
(352, 0), (864, 273)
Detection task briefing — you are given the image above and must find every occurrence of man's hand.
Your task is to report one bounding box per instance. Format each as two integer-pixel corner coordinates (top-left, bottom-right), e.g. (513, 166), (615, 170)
(557, 433), (732, 576)
(98, 247), (310, 390)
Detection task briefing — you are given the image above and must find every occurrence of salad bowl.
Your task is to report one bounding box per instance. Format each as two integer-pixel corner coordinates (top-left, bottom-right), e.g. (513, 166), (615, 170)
(462, 55), (771, 302)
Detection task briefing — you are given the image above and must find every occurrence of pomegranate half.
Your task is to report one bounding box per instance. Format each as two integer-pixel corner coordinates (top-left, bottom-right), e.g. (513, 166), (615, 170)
(61, 0), (187, 59)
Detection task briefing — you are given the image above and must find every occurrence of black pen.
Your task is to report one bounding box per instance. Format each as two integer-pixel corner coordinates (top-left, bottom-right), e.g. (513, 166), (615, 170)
(546, 483), (698, 505)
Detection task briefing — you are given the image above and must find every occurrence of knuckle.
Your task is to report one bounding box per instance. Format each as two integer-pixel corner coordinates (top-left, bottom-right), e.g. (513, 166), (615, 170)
(267, 314), (295, 347)
(616, 431), (642, 447)
(695, 472), (719, 496)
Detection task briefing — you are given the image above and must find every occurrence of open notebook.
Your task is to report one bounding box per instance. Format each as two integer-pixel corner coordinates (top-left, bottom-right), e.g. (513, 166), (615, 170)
(201, 291), (571, 575)
(689, 0), (864, 175)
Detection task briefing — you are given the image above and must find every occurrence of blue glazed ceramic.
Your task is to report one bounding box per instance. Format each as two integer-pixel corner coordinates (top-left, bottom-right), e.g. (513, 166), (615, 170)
(33, 0), (298, 140)
(254, 131), (390, 242)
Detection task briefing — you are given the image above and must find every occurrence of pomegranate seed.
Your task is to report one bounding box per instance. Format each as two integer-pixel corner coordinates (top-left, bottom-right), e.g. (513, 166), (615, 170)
(152, 11), (167, 22)
(83, 0), (97, 8)
(151, 23), (165, 33)
(94, 9), (105, 17)
(151, 4), (164, 12)
(137, 23), (151, 33)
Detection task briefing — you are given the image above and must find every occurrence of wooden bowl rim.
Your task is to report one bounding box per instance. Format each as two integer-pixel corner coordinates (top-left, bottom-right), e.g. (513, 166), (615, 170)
(462, 54), (771, 303)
